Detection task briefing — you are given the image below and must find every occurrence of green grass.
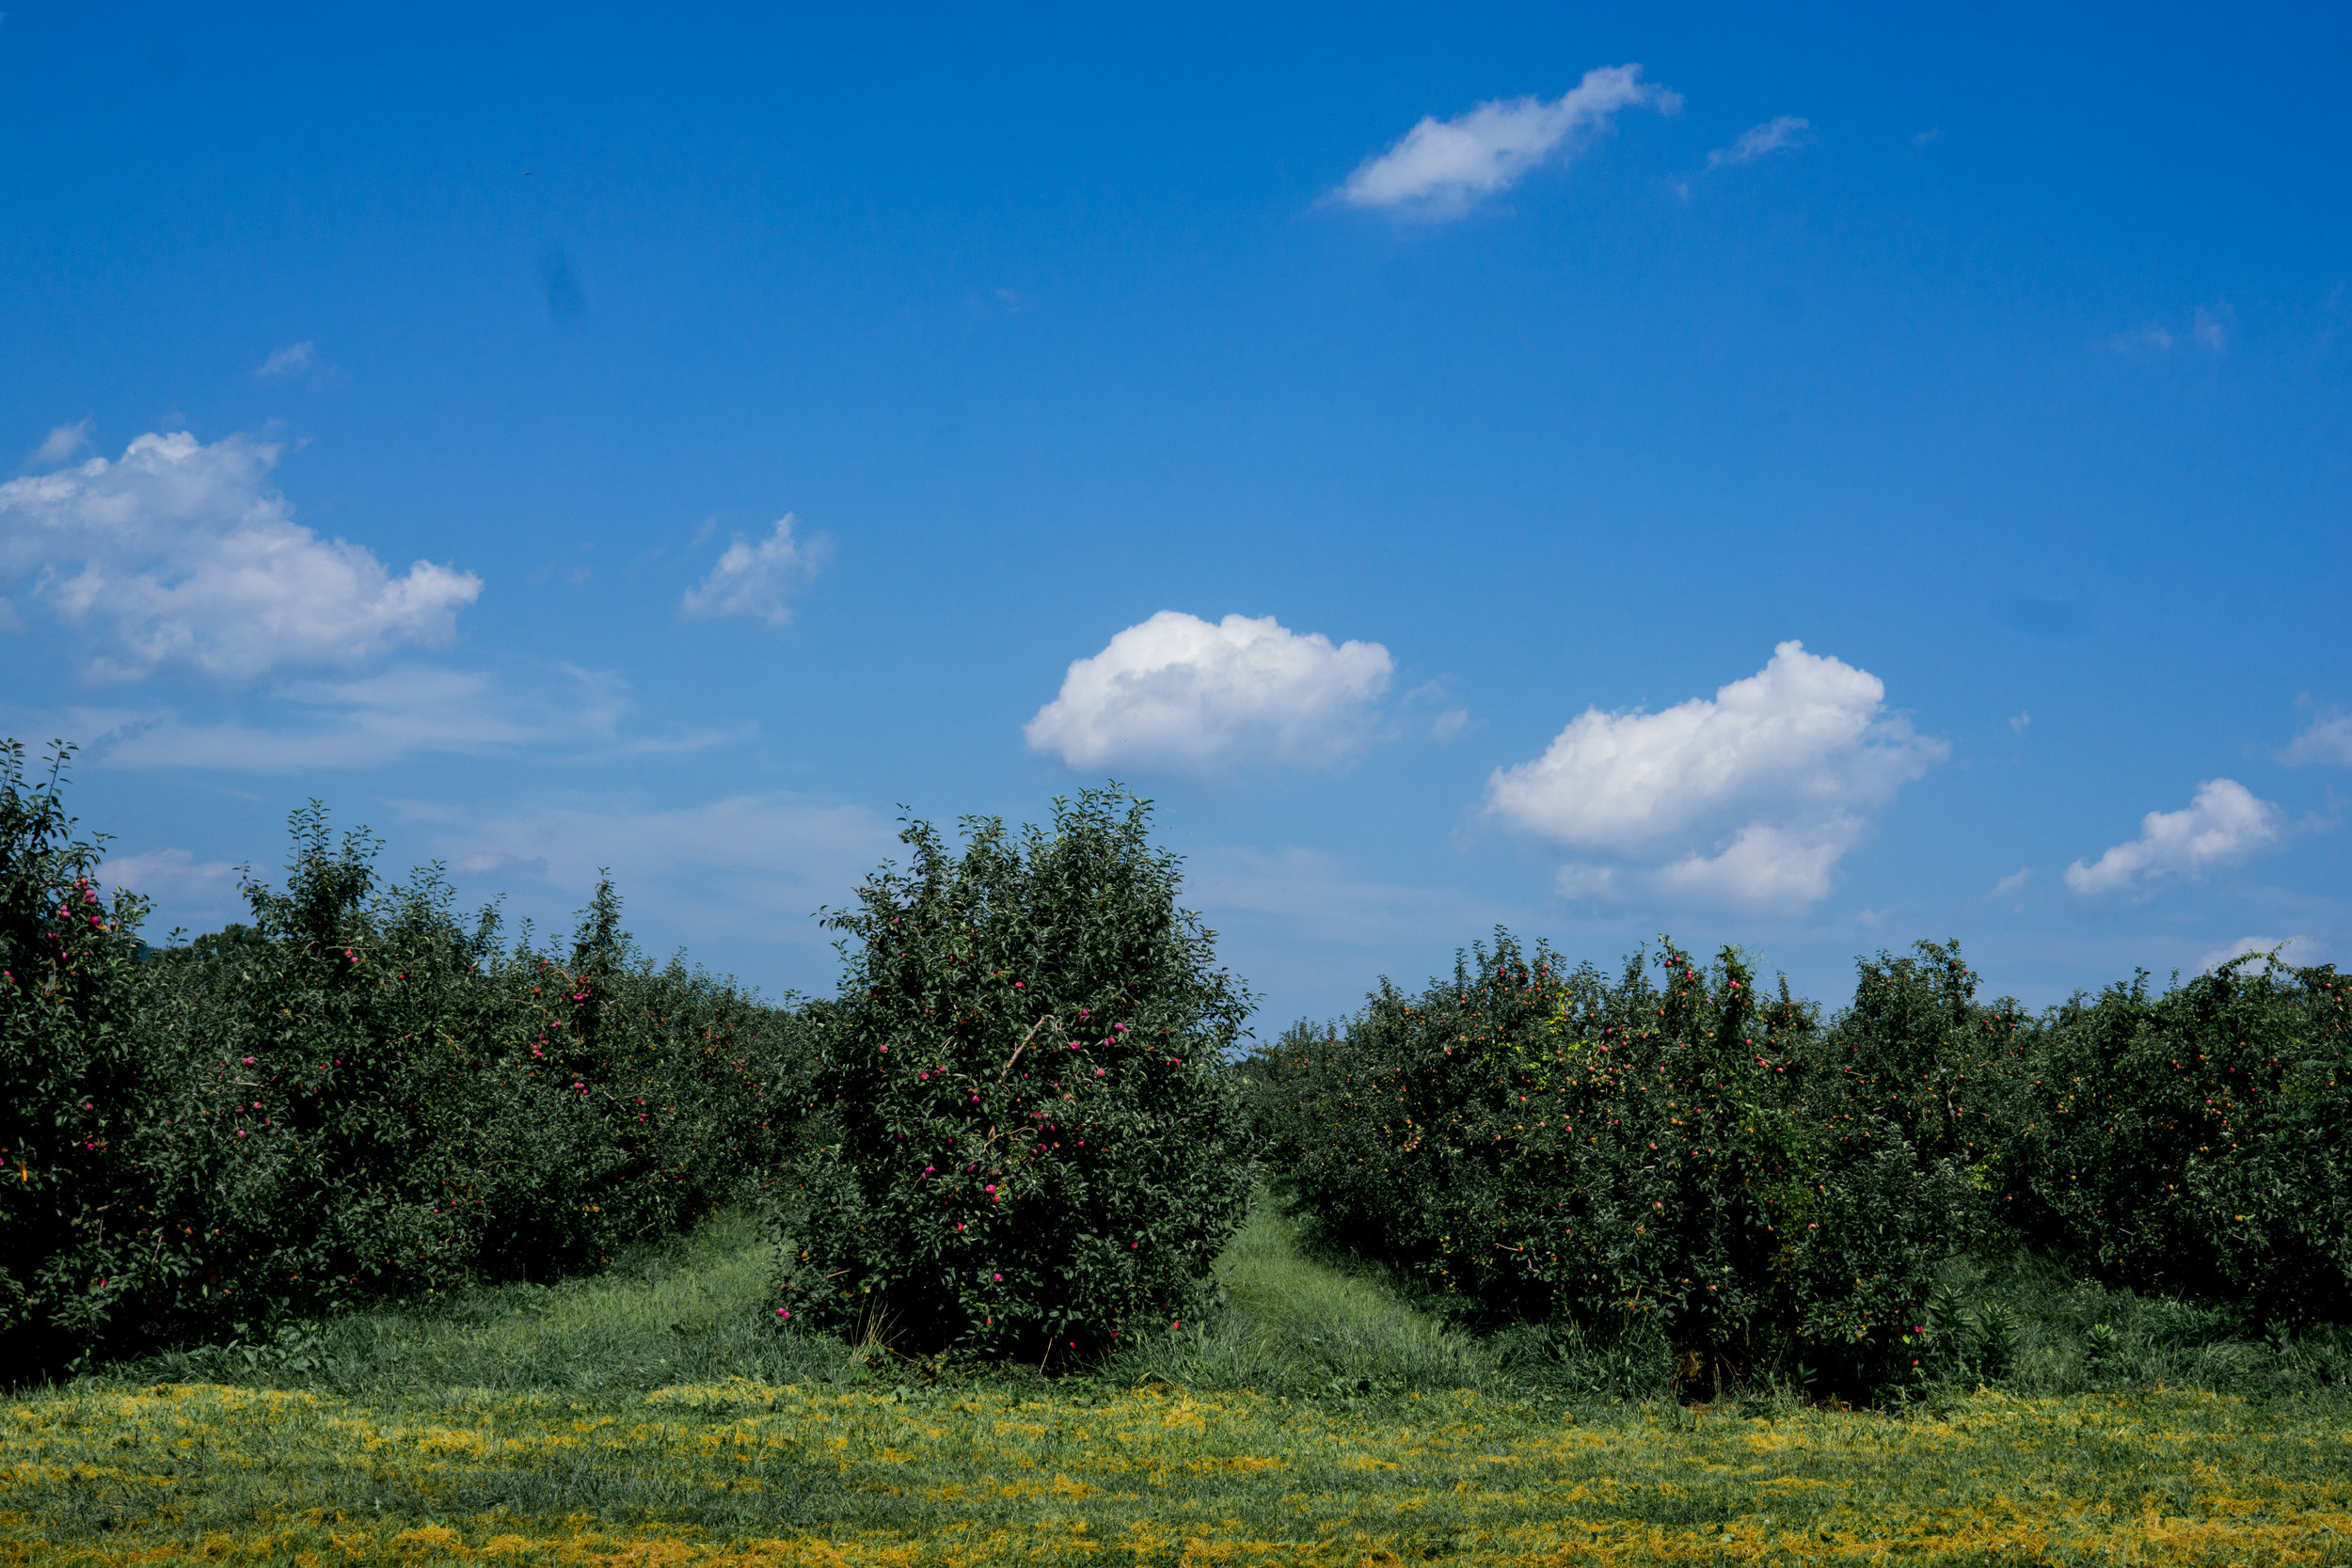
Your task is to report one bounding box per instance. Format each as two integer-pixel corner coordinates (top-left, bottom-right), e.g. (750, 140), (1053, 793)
(1113, 1183), (1503, 1402)
(114, 1207), (870, 1404)
(5, 1190), (2351, 1565)
(100, 1186), (1577, 1410)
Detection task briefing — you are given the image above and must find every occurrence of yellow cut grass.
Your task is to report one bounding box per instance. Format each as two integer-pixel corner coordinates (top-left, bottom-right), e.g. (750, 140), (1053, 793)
(7, 1375), (2352, 1565)
(7, 1197), (2348, 1565)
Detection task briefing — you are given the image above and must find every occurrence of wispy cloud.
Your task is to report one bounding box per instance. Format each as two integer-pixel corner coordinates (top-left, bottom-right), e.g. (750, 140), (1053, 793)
(1706, 115), (1810, 170)
(62, 663), (625, 771)
(254, 341), (314, 379)
(2197, 934), (2318, 974)
(97, 846), (241, 916)
(2111, 304), (2232, 355)
(681, 515), (831, 627)
(1185, 846), (1521, 949)
(420, 791), (900, 958)
(30, 420), (92, 466)
(2281, 708), (2352, 768)
(1337, 65), (1680, 219)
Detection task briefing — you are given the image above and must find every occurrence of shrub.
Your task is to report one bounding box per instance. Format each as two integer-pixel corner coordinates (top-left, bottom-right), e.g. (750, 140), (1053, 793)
(774, 786), (1255, 1364)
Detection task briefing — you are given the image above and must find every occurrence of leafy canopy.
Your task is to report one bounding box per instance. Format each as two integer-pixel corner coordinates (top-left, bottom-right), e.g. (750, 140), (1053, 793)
(776, 784), (1255, 1365)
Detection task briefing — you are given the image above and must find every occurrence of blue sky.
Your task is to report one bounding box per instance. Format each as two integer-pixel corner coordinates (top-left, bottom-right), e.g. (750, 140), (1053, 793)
(5, 2), (2348, 1030)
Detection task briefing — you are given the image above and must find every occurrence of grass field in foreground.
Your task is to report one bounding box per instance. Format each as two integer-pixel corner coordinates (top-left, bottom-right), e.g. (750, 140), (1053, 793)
(5, 1201), (2350, 1566)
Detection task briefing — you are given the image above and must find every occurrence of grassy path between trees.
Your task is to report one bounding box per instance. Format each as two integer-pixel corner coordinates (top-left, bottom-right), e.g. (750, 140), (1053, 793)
(5, 1198), (2350, 1566)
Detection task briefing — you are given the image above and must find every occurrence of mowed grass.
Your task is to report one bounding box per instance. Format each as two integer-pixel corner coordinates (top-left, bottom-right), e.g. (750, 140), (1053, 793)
(6, 1197), (2352, 1566)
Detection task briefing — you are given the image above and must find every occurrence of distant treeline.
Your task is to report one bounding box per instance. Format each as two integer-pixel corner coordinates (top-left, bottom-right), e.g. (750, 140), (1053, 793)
(2, 741), (806, 1370)
(1247, 931), (2351, 1398)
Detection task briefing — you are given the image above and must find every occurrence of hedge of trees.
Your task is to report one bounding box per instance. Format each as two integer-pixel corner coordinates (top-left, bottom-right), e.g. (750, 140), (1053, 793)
(15, 725), (2348, 1398)
(2, 749), (1259, 1378)
(1, 742), (805, 1370)
(1248, 933), (2352, 1398)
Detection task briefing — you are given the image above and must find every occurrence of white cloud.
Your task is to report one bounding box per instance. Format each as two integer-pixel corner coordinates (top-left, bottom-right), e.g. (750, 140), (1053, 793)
(1337, 65), (1680, 218)
(2064, 778), (2285, 895)
(254, 341), (314, 379)
(2197, 934), (2318, 974)
(1987, 867), (2032, 899)
(1487, 641), (1942, 912)
(681, 515), (830, 626)
(2281, 709), (2352, 768)
(1025, 610), (1394, 775)
(0, 431), (481, 682)
(1488, 641), (1936, 847)
(31, 420), (92, 466)
(1648, 815), (1866, 908)
(2009, 710), (2032, 735)
(1706, 115), (1810, 170)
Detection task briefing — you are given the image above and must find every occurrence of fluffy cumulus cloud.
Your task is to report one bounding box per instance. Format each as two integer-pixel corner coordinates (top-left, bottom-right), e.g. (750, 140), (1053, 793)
(1025, 611), (1393, 774)
(681, 515), (831, 626)
(1486, 641), (1942, 911)
(1338, 65), (1679, 218)
(1706, 115), (1810, 170)
(2064, 779), (2285, 895)
(0, 431), (481, 682)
